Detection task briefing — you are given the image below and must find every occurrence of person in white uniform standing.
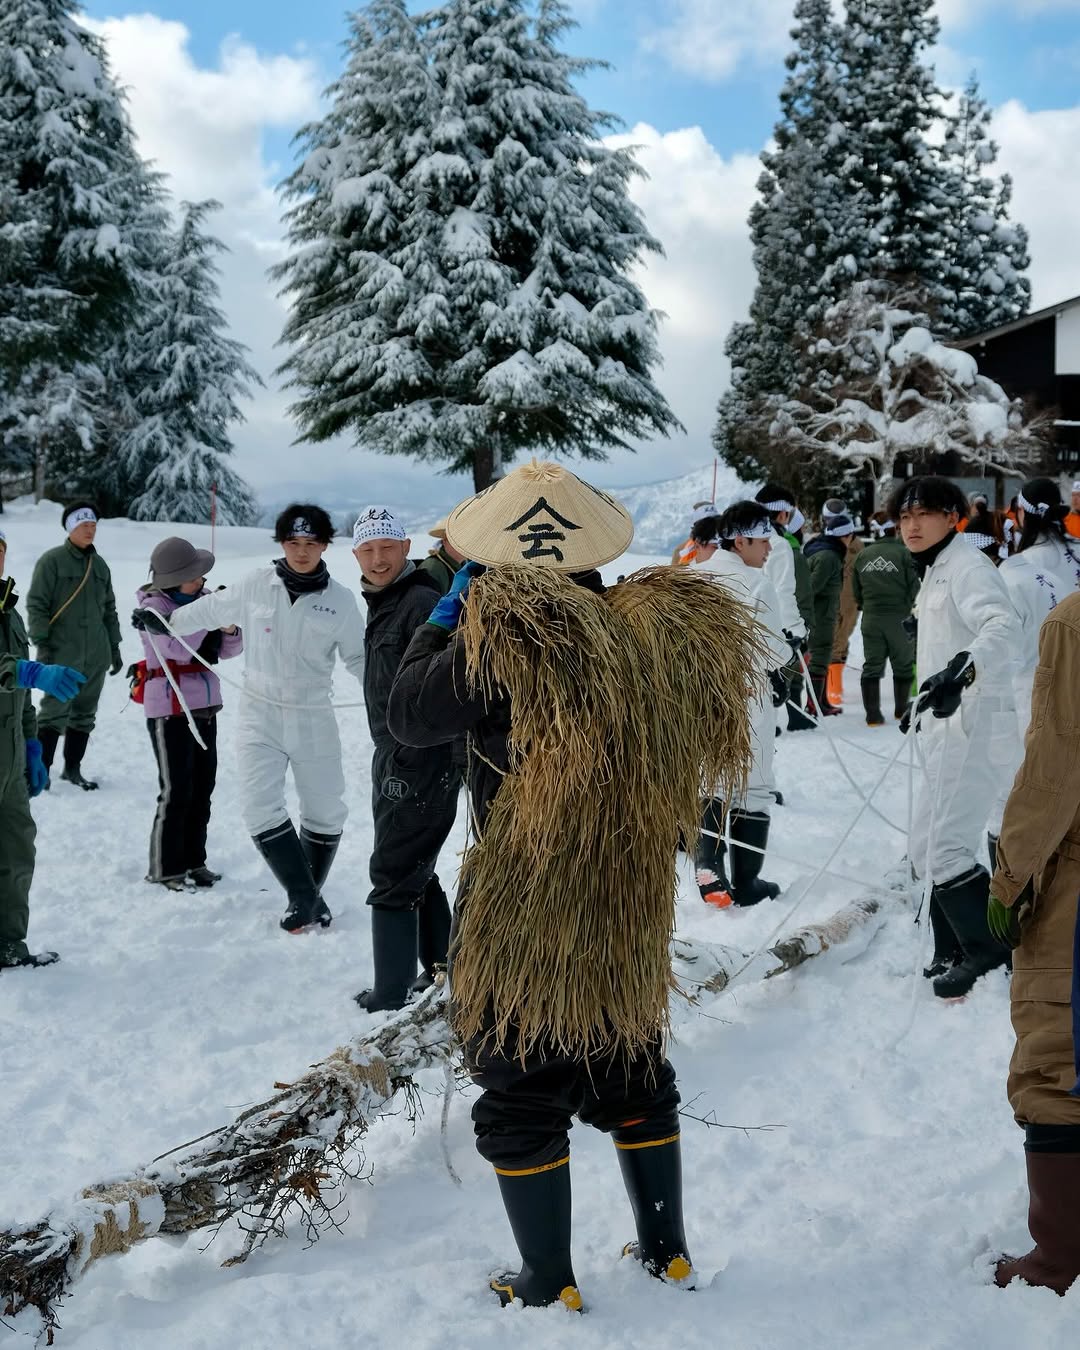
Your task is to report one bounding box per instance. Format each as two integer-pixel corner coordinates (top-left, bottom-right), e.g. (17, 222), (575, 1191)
(890, 477), (1018, 999)
(694, 501), (791, 906)
(134, 505), (365, 932)
(989, 476), (1080, 864)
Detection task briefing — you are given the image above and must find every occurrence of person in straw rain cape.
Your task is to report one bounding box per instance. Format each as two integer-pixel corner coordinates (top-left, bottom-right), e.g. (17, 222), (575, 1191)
(387, 460), (765, 1310)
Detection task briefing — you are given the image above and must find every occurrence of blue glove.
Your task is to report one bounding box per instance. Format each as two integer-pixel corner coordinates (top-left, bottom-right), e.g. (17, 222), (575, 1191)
(25, 738), (48, 797)
(15, 661), (88, 701)
(427, 561), (484, 632)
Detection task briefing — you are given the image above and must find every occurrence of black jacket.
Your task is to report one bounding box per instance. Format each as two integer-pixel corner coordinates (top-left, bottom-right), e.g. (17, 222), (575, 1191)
(387, 570), (604, 834)
(363, 564), (441, 744)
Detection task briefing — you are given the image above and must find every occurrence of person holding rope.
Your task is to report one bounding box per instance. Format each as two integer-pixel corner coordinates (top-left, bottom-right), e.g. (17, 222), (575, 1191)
(387, 460), (763, 1310)
(26, 502), (122, 790)
(851, 515), (918, 726)
(755, 483), (815, 732)
(891, 476), (1018, 1000)
(135, 538), (243, 892)
(133, 505), (365, 933)
(1, 525), (86, 969)
(695, 500), (791, 907)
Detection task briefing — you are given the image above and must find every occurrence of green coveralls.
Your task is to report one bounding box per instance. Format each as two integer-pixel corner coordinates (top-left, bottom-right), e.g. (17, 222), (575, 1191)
(806, 541), (844, 680)
(0, 582), (38, 964)
(852, 538), (918, 682)
(417, 545), (462, 595)
(26, 540), (119, 735)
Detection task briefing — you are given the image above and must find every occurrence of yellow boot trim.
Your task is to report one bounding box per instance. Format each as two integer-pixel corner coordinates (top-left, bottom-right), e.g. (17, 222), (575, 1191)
(665, 1256), (693, 1283)
(490, 1277), (583, 1311)
(493, 1154), (570, 1177)
(614, 1132), (680, 1152)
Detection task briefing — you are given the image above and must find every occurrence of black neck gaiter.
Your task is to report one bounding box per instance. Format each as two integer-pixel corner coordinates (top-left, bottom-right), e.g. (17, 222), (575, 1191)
(911, 529), (957, 579)
(273, 557), (330, 604)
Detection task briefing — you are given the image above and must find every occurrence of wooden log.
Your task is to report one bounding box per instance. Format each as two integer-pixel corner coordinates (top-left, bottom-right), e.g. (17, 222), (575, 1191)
(766, 897), (884, 976)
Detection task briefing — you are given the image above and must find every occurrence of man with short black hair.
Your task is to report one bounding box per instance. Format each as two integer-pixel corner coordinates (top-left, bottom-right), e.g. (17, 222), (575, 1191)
(351, 506), (458, 1012)
(27, 502), (121, 789)
(803, 513), (857, 717)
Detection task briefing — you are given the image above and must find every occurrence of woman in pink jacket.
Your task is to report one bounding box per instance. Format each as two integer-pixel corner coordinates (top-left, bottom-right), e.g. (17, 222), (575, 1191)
(136, 537), (243, 891)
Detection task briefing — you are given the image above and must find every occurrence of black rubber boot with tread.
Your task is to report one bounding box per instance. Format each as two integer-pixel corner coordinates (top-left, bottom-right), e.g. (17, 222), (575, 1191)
(930, 866), (1008, 998)
(490, 1160), (582, 1311)
(695, 798), (732, 907)
(922, 893), (964, 979)
(615, 1135), (693, 1286)
(411, 879), (452, 992)
(860, 677), (885, 726)
(61, 728), (98, 790)
(252, 821), (321, 932)
(355, 907), (419, 1012)
(893, 676), (913, 722)
(299, 827), (339, 929)
(728, 810), (780, 907)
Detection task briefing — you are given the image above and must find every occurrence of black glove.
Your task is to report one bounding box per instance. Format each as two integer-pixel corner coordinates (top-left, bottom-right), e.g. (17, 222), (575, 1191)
(196, 629), (223, 665)
(768, 669), (788, 708)
(109, 649), (123, 676)
(902, 615), (917, 641)
(913, 651), (975, 725)
(131, 607), (170, 635)
(783, 630), (803, 663)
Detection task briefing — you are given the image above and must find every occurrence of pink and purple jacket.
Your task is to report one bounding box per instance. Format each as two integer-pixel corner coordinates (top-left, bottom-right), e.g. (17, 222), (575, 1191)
(135, 587), (243, 719)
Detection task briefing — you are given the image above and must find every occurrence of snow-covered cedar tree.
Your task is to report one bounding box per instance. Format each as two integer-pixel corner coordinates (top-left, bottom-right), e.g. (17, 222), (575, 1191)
(766, 282), (1047, 500)
(0, 0), (153, 497)
(937, 73), (1030, 338)
(715, 0), (857, 481)
(114, 201), (259, 525)
(275, 0), (680, 491)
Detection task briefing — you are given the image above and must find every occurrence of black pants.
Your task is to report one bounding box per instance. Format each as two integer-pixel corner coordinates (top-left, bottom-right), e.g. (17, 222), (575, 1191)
(468, 1031), (681, 1171)
(368, 741), (458, 910)
(147, 714), (218, 881)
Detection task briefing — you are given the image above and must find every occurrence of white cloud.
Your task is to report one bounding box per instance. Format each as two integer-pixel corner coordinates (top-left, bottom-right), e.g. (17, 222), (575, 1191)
(640, 0), (794, 81)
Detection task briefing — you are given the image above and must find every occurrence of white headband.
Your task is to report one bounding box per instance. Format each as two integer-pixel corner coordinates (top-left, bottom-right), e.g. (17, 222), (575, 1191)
(719, 517), (773, 541)
(286, 517), (318, 539)
(1072, 481), (1080, 494)
(824, 520), (855, 537)
(964, 532), (997, 551)
(788, 507), (805, 533)
(691, 503), (718, 524)
(759, 498), (794, 513)
(0, 526), (6, 545)
(353, 506), (406, 547)
(870, 518), (895, 536)
(65, 507), (97, 533)
(1017, 491), (1049, 517)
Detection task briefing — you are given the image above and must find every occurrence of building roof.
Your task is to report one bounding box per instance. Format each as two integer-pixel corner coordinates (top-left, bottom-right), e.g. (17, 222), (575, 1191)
(954, 294), (1080, 349)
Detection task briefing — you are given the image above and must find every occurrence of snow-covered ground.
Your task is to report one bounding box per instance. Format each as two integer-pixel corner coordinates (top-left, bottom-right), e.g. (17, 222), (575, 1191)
(0, 500), (1071, 1348)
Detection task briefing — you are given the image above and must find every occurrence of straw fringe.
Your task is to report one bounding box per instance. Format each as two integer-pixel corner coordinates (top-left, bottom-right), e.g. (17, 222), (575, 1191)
(451, 564), (769, 1061)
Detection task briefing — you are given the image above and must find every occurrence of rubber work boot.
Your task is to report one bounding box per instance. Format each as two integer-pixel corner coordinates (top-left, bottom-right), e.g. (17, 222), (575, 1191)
(860, 677), (885, 727)
(930, 866), (1008, 998)
(827, 662), (845, 708)
(614, 1131), (693, 1286)
(996, 1127), (1080, 1295)
(728, 810), (780, 907)
(0, 944), (60, 969)
(252, 821), (321, 932)
(38, 726), (60, 786)
(695, 798), (732, 908)
(60, 728), (98, 789)
(810, 674), (841, 718)
(921, 893), (963, 979)
(354, 907), (419, 1012)
(786, 674), (817, 730)
(489, 1157), (582, 1311)
(893, 676), (913, 722)
(299, 826), (339, 929)
(411, 877), (452, 992)
(987, 832), (999, 876)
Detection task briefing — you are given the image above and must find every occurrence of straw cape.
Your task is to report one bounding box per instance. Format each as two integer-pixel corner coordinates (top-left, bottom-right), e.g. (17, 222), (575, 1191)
(449, 562), (769, 1062)
(446, 459), (633, 572)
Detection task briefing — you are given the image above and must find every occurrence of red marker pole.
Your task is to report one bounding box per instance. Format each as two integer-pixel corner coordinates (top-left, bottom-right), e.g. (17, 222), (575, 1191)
(210, 481), (217, 555)
(711, 456), (718, 504)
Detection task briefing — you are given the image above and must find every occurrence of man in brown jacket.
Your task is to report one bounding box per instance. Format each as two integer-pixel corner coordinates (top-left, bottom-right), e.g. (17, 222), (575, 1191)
(990, 590), (1080, 1296)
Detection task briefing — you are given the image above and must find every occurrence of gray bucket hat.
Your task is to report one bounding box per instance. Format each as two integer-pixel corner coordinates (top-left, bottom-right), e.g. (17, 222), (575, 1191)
(149, 536), (215, 589)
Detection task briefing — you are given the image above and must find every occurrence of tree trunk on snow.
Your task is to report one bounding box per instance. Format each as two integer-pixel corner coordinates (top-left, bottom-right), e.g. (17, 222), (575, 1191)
(33, 438), (47, 504)
(766, 897), (884, 975)
(471, 435), (505, 492)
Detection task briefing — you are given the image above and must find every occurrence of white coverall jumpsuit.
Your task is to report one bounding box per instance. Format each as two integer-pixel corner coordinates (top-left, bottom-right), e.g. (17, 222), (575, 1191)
(910, 535), (1019, 884)
(989, 533), (1080, 832)
(698, 548), (790, 812)
(763, 528), (806, 641)
(166, 566), (365, 836)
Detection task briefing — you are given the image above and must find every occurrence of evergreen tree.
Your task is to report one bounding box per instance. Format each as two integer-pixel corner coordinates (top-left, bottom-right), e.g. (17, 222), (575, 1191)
(938, 74), (1030, 337)
(276, 0), (679, 491)
(0, 1), (147, 496)
(115, 201), (259, 525)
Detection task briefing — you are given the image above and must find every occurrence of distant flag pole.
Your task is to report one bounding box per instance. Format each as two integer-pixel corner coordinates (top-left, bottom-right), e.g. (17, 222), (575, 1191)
(210, 481), (217, 554)
(711, 456), (718, 504)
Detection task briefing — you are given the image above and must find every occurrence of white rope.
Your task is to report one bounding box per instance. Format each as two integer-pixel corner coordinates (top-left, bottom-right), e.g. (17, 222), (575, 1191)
(142, 613), (367, 712)
(440, 1060), (462, 1187)
(144, 631), (208, 751)
(698, 826), (911, 904)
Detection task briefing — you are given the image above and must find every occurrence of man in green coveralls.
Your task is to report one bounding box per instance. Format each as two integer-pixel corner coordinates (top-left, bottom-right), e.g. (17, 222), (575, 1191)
(803, 513), (857, 716)
(852, 518), (919, 725)
(0, 525), (86, 968)
(26, 502), (121, 789)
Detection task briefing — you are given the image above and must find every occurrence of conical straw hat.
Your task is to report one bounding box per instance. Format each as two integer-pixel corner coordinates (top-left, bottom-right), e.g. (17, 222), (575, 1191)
(429, 516), (449, 540)
(446, 460), (634, 572)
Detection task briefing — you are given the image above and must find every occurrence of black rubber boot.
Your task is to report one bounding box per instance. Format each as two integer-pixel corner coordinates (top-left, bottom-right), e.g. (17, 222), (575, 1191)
(810, 674), (840, 717)
(354, 907), (419, 1012)
(987, 832), (999, 875)
(60, 728), (98, 790)
(38, 726), (60, 782)
(0, 946), (60, 969)
(921, 893), (963, 979)
(786, 676), (817, 731)
(252, 821), (321, 932)
(930, 865), (1008, 998)
(489, 1159), (582, 1310)
(728, 809), (780, 907)
(299, 827), (339, 929)
(860, 677), (885, 727)
(694, 798), (732, 907)
(614, 1134), (693, 1285)
(893, 676), (912, 722)
(411, 878), (452, 992)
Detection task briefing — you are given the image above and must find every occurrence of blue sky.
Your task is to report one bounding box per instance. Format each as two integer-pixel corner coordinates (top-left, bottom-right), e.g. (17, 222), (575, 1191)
(81, 1), (1080, 514)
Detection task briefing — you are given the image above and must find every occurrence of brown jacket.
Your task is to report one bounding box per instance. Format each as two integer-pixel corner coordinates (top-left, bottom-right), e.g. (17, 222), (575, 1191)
(993, 591), (1080, 1123)
(831, 535), (864, 662)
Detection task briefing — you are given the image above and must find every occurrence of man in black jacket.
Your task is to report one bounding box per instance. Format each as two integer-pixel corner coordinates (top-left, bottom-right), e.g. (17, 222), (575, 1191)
(351, 506), (458, 1012)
